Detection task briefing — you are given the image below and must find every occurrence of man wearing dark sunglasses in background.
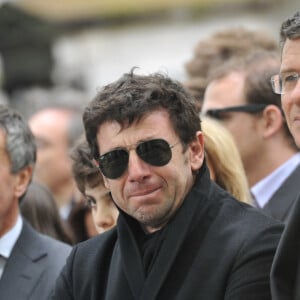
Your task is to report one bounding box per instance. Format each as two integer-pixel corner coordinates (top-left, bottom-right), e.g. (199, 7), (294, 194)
(270, 10), (300, 300)
(202, 50), (300, 223)
(51, 70), (283, 300)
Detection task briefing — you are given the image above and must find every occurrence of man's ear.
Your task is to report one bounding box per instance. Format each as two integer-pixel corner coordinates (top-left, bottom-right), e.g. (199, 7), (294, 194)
(261, 105), (283, 138)
(189, 131), (205, 172)
(103, 176), (110, 189)
(14, 165), (33, 199)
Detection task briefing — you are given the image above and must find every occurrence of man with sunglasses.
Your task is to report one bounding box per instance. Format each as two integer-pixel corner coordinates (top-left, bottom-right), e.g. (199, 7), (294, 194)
(270, 10), (300, 300)
(51, 70), (283, 300)
(202, 50), (300, 223)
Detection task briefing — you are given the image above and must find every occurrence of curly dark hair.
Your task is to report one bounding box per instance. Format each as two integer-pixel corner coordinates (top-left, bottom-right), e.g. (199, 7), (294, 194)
(83, 70), (200, 159)
(70, 135), (103, 194)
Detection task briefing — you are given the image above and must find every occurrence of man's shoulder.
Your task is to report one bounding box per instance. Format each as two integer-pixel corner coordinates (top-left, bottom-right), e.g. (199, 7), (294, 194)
(3, 221), (72, 297)
(266, 161), (300, 221)
(64, 227), (118, 276)
(17, 221), (72, 266)
(213, 186), (284, 232)
(75, 227), (118, 255)
(193, 181), (284, 255)
(38, 232), (72, 254)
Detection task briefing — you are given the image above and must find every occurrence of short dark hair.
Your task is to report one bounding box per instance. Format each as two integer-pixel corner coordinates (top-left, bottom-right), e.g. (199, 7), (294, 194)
(70, 136), (104, 194)
(280, 11), (300, 52)
(83, 70), (200, 159)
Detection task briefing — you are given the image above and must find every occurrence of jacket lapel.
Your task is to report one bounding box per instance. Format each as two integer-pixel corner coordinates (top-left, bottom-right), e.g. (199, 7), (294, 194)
(104, 241), (136, 300)
(117, 214), (146, 299)
(263, 164), (300, 222)
(0, 222), (48, 299)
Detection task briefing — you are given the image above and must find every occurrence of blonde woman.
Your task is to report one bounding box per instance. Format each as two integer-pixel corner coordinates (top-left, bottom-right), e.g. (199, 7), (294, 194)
(202, 116), (252, 204)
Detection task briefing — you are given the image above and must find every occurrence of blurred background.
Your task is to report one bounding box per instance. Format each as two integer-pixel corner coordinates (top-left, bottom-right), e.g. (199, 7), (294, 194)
(0, 0), (298, 116)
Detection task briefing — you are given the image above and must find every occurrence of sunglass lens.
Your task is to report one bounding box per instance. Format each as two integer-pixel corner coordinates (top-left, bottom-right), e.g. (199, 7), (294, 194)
(99, 139), (173, 179)
(99, 149), (128, 179)
(137, 139), (172, 166)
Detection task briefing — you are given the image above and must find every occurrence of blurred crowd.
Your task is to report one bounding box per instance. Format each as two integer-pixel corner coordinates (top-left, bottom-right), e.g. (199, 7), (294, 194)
(1, 1), (300, 299)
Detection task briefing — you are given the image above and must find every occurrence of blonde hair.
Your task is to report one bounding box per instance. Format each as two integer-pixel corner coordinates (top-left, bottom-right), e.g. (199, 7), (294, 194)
(202, 117), (252, 204)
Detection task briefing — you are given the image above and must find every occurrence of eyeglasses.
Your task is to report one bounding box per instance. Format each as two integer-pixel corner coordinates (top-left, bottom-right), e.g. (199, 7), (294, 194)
(98, 139), (179, 179)
(271, 72), (300, 95)
(203, 104), (269, 120)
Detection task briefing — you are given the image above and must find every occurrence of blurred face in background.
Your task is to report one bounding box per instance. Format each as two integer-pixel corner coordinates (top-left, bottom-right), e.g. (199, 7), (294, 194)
(280, 38), (300, 147)
(202, 72), (263, 173)
(29, 109), (74, 200)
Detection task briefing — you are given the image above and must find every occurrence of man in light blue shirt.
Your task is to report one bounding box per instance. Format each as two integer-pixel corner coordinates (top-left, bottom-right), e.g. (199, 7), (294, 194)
(202, 50), (300, 223)
(251, 153), (300, 215)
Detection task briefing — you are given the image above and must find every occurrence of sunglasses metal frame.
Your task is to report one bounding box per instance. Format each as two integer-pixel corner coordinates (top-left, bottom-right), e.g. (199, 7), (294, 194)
(98, 139), (179, 179)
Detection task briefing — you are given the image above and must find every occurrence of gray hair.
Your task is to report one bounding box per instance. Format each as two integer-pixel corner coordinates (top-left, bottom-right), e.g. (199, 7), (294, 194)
(0, 105), (36, 174)
(280, 11), (300, 52)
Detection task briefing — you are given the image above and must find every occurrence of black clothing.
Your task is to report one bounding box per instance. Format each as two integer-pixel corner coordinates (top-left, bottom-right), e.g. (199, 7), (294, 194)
(51, 165), (283, 300)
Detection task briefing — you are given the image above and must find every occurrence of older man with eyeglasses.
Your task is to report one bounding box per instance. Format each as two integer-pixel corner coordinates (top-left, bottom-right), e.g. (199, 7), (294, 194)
(270, 10), (300, 300)
(202, 50), (300, 223)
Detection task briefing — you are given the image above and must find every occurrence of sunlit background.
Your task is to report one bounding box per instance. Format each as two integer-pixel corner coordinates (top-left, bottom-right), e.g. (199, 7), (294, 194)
(0, 0), (298, 116)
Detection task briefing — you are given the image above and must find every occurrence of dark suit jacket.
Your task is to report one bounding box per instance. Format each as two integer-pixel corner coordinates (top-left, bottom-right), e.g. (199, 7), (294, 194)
(271, 193), (300, 300)
(263, 164), (300, 223)
(51, 166), (283, 300)
(0, 220), (72, 300)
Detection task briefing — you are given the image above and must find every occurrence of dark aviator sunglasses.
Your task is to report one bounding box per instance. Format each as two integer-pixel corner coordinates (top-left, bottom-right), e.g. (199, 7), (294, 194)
(98, 139), (180, 179)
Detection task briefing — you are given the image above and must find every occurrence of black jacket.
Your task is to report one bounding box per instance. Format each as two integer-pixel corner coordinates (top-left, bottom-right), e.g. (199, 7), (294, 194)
(51, 166), (283, 300)
(271, 193), (300, 300)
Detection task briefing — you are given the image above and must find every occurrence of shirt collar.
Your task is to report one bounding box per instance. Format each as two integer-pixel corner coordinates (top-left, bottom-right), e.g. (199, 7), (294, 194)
(0, 215), (23, 258)
(251, 153), (300, 208)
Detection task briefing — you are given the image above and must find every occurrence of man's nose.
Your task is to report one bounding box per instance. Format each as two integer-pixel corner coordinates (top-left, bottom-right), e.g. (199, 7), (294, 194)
(127, 150), (151, 182)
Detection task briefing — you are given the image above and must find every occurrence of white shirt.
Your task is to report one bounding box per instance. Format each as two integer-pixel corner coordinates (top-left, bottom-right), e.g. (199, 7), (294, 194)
(0, 215), (23, 279)
(251, 153), (300, 208)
